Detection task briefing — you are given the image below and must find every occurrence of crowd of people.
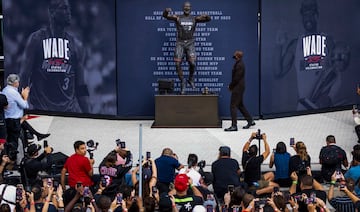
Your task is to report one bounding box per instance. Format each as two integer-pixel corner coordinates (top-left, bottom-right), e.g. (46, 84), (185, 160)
(0, 126), (359, 211)
(0, 73), (359, 211)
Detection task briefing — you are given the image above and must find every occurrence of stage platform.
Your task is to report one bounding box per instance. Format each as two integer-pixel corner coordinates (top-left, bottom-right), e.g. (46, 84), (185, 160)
(152, 94), (222, 128)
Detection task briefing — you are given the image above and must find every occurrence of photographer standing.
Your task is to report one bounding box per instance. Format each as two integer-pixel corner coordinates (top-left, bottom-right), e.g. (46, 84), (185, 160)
(23, 143), (53, 186)
(242, 131), (277, 195)
(211, 146), (241, 202)
(61, 140), (94, 189)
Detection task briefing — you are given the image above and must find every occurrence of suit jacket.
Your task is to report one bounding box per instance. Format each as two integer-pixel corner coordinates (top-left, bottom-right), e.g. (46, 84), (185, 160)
(229, 59), (245, 93)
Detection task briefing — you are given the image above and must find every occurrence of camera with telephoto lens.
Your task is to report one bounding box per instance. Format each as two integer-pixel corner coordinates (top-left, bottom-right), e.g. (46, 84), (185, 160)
(254, 129), (263, 140)
(197, 160), (206, 169)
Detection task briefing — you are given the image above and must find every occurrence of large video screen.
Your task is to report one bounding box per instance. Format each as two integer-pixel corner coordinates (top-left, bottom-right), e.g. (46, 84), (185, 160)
(117, 0), (259, 117)
(261, 0), (360, 116)
(2, 0), (117, 115)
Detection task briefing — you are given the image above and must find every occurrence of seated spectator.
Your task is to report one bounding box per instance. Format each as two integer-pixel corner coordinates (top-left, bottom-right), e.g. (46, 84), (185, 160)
(289, 171), (326, 212)
(211, 146), (241, 202)
(23, 143), (53, 186)
(179, 153), (202, 186)
(328, 171), (360, 212)
(242, 132), (278, 196)
(344, 145), (360, 195)
(289, 141), (311, 185)
(269, 141), (291, 187)
(319, 135), (348, 182)
(155, 148), (184, 194)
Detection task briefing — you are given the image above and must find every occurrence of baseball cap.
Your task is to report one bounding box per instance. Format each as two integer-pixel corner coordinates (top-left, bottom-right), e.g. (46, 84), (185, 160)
(0, 139), (6, 144)
(174, 174), (189, 192)
(27, 144), (41, 156)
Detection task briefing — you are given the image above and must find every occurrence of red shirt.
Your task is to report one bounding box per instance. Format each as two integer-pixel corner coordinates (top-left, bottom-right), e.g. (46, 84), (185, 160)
(64, 153), (93, 187)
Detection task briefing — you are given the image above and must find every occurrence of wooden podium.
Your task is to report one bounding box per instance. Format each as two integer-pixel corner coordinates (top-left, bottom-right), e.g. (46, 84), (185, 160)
(152, 95), (221, 128)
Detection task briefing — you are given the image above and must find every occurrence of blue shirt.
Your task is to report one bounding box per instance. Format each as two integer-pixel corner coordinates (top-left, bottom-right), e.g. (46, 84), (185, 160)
(2, 85), (29, 119)
(155, 155), (181, 183)
(274, 152), (291, 179)
(344, 165), (360, 195)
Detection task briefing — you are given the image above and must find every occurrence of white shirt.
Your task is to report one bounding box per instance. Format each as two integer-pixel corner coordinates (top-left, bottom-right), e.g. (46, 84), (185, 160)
(179, 167), (201, 186)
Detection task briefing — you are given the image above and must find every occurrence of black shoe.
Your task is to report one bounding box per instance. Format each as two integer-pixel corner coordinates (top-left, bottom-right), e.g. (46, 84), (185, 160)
(243, 121), (255, 129)
(224, 126), (238, 131)
(187, 78), (195, 89)
(37, 133), (50, 141)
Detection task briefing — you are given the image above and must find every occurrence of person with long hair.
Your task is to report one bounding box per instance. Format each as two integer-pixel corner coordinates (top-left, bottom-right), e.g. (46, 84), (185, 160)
(289, 141), (311, 191)
(269, 141), (292, 187)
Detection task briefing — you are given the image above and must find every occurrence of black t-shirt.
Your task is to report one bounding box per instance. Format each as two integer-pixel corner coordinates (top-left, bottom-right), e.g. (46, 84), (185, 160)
(289, 155), (311, 177)
(319, 145), (347, 181)
(24, 154), (49, 185)
(242, 152), (264, 186)
(174, 194), (203, 212)
(211, 158), (241, 199)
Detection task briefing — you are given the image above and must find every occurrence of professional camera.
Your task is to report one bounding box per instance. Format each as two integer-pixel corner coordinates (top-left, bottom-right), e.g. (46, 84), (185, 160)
(197, 160), (206, 170)
(115, 139), (126, 149)
(86, 139), (99, 159)
(254, 129), (263, 140)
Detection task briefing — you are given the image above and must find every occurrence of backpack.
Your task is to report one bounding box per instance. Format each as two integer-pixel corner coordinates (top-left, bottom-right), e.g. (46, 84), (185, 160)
(320, 145), (342, 166)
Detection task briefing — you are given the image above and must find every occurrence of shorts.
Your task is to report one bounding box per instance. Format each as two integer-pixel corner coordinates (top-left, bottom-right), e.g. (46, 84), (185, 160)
(174, 39), (196, 61)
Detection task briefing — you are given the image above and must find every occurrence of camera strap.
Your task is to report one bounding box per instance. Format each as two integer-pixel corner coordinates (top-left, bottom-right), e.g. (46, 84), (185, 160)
(244, 156), (255, 171)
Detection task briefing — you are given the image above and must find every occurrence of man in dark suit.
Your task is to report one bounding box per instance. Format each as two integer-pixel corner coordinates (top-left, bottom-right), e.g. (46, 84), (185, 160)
(225, 50), (255, 131)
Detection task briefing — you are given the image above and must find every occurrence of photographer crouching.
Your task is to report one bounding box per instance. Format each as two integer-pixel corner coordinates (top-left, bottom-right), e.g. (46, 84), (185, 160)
(23, 141), (53, 186)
